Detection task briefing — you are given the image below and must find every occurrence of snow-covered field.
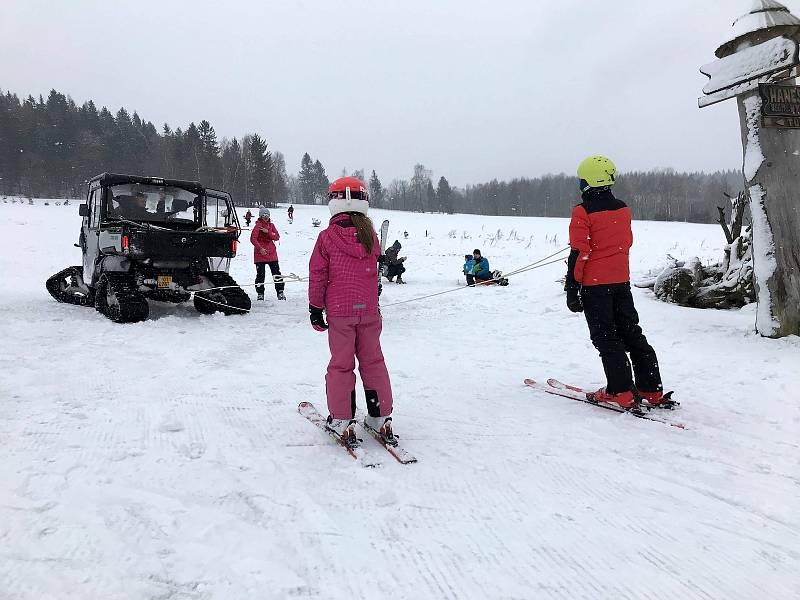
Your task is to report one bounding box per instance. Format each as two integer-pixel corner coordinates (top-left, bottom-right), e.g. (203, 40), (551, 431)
(1, 199), (799, 600)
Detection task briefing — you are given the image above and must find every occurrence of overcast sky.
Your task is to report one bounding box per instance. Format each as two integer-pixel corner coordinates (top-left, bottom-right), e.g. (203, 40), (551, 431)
(0, 0), (776, 185)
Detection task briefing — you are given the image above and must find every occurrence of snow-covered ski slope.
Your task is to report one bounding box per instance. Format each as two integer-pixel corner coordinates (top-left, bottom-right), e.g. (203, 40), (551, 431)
(1, 200), (798, 600)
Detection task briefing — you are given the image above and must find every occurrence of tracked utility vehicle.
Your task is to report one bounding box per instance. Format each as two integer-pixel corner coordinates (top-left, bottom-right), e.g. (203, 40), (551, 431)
(46, 173), (251, 323)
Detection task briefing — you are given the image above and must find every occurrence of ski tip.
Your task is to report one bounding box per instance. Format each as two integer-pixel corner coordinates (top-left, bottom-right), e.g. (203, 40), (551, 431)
(297, 401), (313, 412)
(523, 378), (536, 385)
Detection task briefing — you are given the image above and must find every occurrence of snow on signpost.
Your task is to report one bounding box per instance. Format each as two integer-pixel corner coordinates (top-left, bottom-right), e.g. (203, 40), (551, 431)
(699, 36), (798, 106)
(699, 0), (800, 338)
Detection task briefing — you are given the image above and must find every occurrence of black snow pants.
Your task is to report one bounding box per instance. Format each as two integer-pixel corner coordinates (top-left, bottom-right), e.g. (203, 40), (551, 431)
(255, 261), (285, 296)
(580, 283), (662, 395)
(386, 263), (405, 280)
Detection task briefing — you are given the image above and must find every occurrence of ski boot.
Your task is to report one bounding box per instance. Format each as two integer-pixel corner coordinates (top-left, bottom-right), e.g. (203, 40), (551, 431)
(587, 388), (643, 413)
(364, 415), (397, 446)
(326, 416), (360, 449)
(395, 276), (406, 284)
(637, 389), (678, 409)
(277, 291), (286, 301)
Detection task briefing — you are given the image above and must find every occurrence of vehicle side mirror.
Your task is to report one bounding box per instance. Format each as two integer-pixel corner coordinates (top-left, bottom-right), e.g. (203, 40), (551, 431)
(172, 199), (190, 212)
(79, 203), (89, 217)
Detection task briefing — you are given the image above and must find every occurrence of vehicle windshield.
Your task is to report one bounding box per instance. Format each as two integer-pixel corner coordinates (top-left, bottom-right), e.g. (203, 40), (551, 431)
(107, 183), (199, 225)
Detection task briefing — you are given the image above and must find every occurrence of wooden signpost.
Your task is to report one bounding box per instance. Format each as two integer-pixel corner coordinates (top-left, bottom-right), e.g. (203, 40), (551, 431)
(698, 1), (800, 338)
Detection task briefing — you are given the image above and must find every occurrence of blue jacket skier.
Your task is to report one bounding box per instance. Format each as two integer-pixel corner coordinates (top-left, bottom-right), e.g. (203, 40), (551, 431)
(463, 254), (475, 285)
(471, 249), (491, 281)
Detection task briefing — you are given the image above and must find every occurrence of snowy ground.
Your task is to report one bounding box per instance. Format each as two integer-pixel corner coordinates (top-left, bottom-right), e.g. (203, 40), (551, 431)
(1, 199), (799, 600)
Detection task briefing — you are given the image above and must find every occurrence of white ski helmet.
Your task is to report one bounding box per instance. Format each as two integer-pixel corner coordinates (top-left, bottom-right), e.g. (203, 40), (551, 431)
(328, 177), (369, 216)
(259, 206), (271, 219)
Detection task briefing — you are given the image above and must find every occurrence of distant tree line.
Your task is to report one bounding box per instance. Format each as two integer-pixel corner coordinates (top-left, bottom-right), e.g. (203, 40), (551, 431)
(452, 168), (744, 223)
(322, 165), (743, 224)
(1, 88), (742, 223)
(0, 88), (287, 207)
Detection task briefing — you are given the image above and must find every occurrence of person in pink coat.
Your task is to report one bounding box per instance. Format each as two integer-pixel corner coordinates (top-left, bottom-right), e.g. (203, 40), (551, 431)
(250, 207), (285, 301)
(308, 176), (395, 448)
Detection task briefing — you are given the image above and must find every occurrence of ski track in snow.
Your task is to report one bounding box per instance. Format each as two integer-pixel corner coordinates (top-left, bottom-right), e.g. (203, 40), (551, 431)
(1, 201), (799, 600)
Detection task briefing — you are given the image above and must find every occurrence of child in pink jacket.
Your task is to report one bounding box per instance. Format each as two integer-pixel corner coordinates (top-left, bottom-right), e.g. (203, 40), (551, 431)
(250, 207), (285, 301)
(308, 177), (394, 448)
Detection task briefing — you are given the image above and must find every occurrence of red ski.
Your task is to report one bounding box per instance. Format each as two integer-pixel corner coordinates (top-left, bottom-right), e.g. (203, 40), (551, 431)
(355, 410), (418, 465)
(523, 379), (686, 430)
(547, 378), (679, 410)
(298, 402), (382, 467)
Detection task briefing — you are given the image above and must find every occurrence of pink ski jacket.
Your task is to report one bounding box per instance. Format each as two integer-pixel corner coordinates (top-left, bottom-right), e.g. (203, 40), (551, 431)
(250, 218), (280, 263)
(308, 214), (381, 317)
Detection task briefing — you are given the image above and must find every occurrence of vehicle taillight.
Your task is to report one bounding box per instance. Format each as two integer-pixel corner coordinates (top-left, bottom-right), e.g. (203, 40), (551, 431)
(232, 239), (237, 254)
(122, 235), (129, 251)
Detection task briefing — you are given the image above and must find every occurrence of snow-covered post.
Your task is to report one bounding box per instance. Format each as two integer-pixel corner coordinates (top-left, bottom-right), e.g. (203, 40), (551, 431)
(699, 1), (800, 338)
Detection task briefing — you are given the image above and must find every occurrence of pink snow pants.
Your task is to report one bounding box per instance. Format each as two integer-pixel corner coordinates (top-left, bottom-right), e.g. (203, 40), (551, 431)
(326, 314), (393, 420)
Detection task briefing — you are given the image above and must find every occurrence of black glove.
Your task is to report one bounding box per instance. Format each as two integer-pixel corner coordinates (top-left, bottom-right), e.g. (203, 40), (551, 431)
(377, 254), (387, 264)
(309, 304), (328, 331)
(565, 283), (583, 313)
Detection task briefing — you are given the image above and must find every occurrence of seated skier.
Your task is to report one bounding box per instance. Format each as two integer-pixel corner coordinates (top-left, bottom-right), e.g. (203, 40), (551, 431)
(470, 249), (509, 286)
(471, 249), (492, 283)
(385, 240), (407, 284)
(463, 254), (476, 285)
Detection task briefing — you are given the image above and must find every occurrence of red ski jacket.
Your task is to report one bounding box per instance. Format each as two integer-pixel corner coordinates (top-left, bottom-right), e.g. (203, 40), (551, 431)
(250, 218), (280, 263)
(568, 190), (632, 286)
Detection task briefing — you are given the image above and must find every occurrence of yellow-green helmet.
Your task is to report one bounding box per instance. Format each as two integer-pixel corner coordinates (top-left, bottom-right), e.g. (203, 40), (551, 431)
(577, 156), (616, 192)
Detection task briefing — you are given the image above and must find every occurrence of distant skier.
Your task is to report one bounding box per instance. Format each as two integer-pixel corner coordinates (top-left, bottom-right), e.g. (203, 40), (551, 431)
(385, 240), (407, 283)
(287, 204), (294, 224)
(244, 209), (253, 227)
(565, 156), (665, 409)
(250, 207), (285, 301)
(308, 176), (395, 447)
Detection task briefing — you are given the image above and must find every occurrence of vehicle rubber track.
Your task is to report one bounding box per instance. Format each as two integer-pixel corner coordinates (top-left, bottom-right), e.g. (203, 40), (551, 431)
(193, 271), (251, 315)
(45, 266), (95, 307)
(95, 273), (150, 323)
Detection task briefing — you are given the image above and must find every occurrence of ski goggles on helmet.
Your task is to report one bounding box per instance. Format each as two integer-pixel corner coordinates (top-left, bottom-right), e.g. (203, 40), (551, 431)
(329, 187), (368, 201)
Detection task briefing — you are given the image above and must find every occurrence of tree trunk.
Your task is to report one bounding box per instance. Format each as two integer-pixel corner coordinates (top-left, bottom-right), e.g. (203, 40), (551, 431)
(736, 90), (800, 337)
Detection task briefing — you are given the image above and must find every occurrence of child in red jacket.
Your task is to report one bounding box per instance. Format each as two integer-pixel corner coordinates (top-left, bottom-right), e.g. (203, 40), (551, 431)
(565, 156), (667, 410)
(250, 207), (285, 300)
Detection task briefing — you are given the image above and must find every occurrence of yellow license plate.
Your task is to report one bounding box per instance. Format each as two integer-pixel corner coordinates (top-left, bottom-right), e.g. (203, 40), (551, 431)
(157, 275), (172, 289)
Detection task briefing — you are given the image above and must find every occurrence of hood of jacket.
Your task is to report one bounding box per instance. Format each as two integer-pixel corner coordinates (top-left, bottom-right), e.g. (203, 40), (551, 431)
(326, 214), (373, 259)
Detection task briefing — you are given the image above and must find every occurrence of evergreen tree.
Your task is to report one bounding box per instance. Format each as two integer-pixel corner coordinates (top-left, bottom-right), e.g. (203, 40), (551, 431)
(182, 122), (202, 180)
(368, 170), (385, 208)
(197, 120), (221, 187)
(298, 152), (315, 204)
(246, 133), (273, 207)
(312, 159), (329, 204)
(436, 176), (453, 213)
